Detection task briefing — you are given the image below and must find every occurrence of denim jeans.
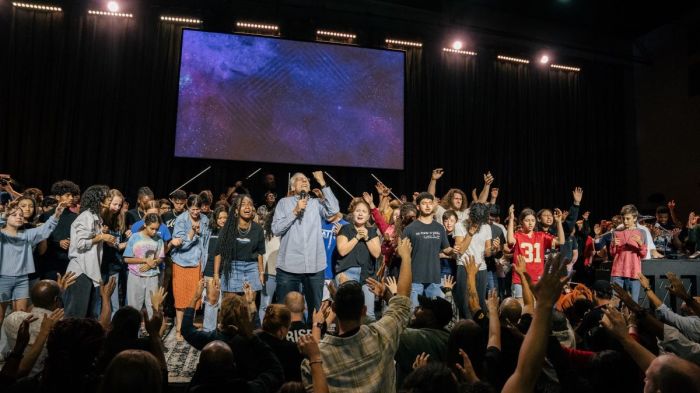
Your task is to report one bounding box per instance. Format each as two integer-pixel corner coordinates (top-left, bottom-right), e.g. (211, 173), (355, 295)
(336, 266), (375, 321)
(486, 271), (498, 293)
(259, 274), (277, 324)
(275, 268), (325, 317)
(612, 276), (641, 304)
(410, 283), (444, 311)
(64, 273), (100, 319)
(202, 276), (221, 332)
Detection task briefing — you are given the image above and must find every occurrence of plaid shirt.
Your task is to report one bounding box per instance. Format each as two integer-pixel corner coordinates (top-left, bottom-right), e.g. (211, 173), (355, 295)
(301, 295), (412, 392)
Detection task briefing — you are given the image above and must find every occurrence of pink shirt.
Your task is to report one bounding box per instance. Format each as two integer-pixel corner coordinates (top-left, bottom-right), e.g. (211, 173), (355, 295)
(610, 229), (647, 279)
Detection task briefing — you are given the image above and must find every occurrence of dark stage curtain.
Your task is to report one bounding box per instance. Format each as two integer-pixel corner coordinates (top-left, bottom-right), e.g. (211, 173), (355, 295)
(0, 5), (634, 217)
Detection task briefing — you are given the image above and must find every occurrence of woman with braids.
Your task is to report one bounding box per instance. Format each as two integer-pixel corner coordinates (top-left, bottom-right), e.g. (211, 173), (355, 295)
(170, 194), (210, 341)
(213, 194), (265, 298)
(64, 185), (116, 318)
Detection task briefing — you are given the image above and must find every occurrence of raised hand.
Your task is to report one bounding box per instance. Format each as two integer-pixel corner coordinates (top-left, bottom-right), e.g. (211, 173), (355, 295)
(611, 282), (642, 313)
(311, 171), (326, 187)
(41, 308), (64, 334)
(455, 349), (479, 383)
(100, 276), (117, 299)
(243, 282), (256, 304)
(325, 280), (337, 300)
(508, 204), (515, 220)
(412, 352), (430, 369)
(572, 187), (583, 205)
(441, 275), (455, 290)
(601, 306), (628, 340)
(486, 288), (499, 314)
(514, 255), (527, 275)
(15, 315), (38, 352)
(298, 334), (322, 361)
(56, 271), (77, 293)
(397, 237), (412, 260)
(384, 276), (398, 295)
(527, 253), (568, 306)
(362, 192), (375, 209)
(666, 272), (690, 301)
(53, 202), (69, 218)
(150, 286), (168, 312)
(366, 277), (385, 297)
(637, 273), (650, 290)
(143, 308), (163, 338)
(431, 168), (444, 181)
(483, 171), (494, 185)
(312, 302), (329, 326)
(553, 208), (563, 223)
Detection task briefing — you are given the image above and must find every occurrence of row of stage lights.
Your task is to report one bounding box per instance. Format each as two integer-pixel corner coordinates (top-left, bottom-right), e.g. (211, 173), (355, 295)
(12, 1), (581, 72)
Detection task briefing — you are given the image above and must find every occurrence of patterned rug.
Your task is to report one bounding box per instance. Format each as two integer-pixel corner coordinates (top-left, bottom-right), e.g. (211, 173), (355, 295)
(163, 328), (200, 384)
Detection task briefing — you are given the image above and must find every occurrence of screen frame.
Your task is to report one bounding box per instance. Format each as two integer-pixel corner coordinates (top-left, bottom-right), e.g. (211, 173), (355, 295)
(172, 27), (406, 170)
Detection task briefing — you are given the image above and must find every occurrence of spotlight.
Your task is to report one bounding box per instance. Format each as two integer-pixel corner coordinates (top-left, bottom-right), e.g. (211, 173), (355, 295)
(442, 48), (477, 56)
(12, 2), (62, 11)
(497, 55), (530, 64)
(161, 15), (203, 24)
(316, 30), (357, 45)
(550, 64), (581, 72)
(385, 39), (422, 48)
(539, 55), (550, 64)
(106, 1), (119, 12)
(452, 41), (463, 50)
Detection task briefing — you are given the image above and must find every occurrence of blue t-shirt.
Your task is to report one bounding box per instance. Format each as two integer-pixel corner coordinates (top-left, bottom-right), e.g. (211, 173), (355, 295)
(130, 221), (172, 242)
(321, 218), (348, 279)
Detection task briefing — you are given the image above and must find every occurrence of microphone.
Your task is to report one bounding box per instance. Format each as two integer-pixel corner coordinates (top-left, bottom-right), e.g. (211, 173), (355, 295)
(298, 190), (307, 218)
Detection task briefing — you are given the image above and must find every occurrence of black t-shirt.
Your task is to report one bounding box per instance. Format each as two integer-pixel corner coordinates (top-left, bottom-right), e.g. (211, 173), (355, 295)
(223, 222), (265, 262)
(485, 224), (505, 271)
(204, 229), (220, 277)
(161, 210), (184, 236)
(39, 208), (78, 274)
(403, 220), (450, 284)
(286, 320), (311, 343)
(125, 208), (143, 229)
(336, 224), (378, 282)
(256, 331), (303, 382)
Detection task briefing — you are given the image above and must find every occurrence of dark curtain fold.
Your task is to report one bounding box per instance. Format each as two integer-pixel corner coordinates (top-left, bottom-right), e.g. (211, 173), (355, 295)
(0, 8), (633, 217)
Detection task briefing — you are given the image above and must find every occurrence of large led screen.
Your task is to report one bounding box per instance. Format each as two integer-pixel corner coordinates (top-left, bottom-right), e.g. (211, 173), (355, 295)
(174, 29), (405, 169)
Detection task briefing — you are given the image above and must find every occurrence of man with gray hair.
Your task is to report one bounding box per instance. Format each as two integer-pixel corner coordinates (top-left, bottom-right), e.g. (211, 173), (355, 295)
(272, 171), (339, 315)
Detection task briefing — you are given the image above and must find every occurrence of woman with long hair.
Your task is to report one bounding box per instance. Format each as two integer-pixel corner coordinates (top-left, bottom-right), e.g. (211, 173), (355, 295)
(201, 205), (228, 331)
(170, 194), (210, 341)
(99, 189), (127, 317)
(63, 185), (116, 318)
(214, 195), (265, 298)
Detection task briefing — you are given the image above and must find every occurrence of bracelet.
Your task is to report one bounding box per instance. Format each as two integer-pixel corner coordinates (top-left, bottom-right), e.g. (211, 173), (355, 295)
(309, 359), (323, 366)
(643, 287), (652, 292)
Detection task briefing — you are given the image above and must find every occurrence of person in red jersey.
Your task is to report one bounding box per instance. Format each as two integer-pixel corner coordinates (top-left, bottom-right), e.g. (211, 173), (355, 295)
(506, 205), (565, 299)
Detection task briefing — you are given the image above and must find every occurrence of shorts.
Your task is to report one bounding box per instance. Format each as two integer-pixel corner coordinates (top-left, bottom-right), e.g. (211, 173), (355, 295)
(221, 261), (262, 293)
(0, 275), (29, 302)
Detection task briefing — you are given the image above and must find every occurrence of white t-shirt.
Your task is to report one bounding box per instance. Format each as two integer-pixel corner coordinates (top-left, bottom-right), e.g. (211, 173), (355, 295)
(459, 224), (492, 270)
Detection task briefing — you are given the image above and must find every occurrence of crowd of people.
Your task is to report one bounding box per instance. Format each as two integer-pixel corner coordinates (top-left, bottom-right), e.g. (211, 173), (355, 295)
(0, 168), (699, 393)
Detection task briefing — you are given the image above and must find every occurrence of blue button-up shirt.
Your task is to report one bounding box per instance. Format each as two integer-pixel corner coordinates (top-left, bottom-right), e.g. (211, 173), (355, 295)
(272, 187), (339, 274)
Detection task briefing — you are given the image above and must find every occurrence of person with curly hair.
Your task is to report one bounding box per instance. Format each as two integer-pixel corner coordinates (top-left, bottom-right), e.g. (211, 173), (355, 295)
(64, 185), (116, 318)
(456, 202), (493, 316)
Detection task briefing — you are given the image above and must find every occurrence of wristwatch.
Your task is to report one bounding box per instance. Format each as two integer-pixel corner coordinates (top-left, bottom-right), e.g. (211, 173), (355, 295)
(314, 322), (325, 329)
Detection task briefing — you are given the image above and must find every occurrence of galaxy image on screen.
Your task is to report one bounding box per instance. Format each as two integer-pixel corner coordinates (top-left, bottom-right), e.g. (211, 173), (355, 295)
(174, 30), (405, 169)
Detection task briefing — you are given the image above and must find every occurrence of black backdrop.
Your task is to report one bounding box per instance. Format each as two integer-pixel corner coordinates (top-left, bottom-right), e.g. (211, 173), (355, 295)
(0, 4), (635, 218)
